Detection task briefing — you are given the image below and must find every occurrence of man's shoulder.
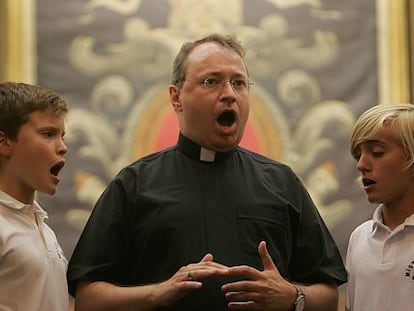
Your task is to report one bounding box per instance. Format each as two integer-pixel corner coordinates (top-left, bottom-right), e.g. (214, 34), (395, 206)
(115, 146), (177, 176)
(124, 146), (176, 165)
(236, 147), (291, 169)
(140, 145), (177, 162)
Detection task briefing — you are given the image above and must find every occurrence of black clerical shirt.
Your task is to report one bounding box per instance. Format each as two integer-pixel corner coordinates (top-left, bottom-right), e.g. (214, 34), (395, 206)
(67, 133), (346, 310)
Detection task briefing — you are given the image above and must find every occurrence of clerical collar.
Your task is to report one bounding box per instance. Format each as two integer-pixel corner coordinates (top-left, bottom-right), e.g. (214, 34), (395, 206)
(177, 133), (234, 162)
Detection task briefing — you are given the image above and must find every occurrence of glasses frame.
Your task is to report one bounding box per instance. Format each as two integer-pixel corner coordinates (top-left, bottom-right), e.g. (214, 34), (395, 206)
(179, 77), (253, 92)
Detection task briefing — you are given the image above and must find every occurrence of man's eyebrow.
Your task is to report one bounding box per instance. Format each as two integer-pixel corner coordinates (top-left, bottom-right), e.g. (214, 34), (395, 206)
(203, 71), (246, 77)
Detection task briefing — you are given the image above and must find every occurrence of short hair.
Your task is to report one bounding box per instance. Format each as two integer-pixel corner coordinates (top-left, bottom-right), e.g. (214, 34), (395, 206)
(171, 33), (247, 87)
(0, 82), (67, 140)
(350, 103), (414, 168)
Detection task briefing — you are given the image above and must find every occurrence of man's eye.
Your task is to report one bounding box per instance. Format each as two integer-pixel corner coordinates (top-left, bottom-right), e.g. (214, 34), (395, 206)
(203, 78), (219, 87)
(232, 79), (247, 87)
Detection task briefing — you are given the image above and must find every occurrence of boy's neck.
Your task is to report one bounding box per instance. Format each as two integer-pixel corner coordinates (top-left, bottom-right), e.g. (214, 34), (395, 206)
(0, 186), (35, 205)
(382, 198), (414, 230)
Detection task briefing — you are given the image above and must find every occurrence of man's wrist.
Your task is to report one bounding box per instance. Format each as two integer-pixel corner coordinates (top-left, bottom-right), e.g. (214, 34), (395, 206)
(290, 285), (306, 311)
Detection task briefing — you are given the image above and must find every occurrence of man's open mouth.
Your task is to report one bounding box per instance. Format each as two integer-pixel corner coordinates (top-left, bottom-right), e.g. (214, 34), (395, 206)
(217, 111), (235, 127)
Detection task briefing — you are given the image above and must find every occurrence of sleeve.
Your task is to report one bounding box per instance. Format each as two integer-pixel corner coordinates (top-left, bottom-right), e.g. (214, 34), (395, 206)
(66, 168), (135, 296)
(287, 170), (347, 286)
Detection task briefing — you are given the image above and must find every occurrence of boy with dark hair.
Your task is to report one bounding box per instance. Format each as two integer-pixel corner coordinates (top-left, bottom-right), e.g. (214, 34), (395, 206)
(0, 82), (69, 311)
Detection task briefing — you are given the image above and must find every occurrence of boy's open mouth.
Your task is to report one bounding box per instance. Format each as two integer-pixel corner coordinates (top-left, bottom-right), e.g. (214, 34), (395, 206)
(50, 161), (65, 176)
(362, 178), (375, 187)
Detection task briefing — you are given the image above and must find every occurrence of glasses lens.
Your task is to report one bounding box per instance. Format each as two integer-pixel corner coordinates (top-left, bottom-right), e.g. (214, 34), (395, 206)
(190, 78), (251, 92)
(231, 79), (248, 91)
(203, 78), (219, 89)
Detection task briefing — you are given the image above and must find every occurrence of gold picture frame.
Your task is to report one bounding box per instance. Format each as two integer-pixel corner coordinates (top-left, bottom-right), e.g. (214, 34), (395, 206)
(0, 0), (36, 83)
(376, 0), (412, 104)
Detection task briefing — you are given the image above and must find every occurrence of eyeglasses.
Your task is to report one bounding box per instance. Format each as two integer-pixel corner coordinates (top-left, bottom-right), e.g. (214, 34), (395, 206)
(181, 77), (253, 92)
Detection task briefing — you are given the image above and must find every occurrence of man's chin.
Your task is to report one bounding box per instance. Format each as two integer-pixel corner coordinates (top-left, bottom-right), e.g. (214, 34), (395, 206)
(212, 139), (240, 152)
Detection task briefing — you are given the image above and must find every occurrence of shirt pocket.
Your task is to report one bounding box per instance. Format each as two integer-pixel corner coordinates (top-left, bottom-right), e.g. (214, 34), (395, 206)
(237, 203), (292, 274)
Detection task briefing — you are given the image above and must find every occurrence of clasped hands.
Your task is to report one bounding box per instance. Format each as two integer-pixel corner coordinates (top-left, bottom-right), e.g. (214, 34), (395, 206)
(156, 240), (297, 311)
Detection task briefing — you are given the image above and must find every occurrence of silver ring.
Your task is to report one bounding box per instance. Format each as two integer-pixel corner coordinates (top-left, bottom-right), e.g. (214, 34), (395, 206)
(187, 271), (193, 280)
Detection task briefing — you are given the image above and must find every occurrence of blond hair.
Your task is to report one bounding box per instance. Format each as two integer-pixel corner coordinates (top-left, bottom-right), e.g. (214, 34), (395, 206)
(350, 103), (414, 168)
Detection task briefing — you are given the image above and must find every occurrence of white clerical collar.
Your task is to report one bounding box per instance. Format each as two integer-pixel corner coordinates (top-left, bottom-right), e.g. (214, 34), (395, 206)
(200, 148), (216, 162)
(177, 133), (234, 162)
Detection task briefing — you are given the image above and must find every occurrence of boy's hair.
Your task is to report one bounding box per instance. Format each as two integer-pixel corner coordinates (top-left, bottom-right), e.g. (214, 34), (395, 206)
(350, 103), (414, 168)
(171, 33), (247, 87)
(0, 82), (67, 140)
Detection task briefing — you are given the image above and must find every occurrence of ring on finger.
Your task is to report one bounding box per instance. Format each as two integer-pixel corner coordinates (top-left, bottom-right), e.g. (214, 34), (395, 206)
(187, 271), (193, 280)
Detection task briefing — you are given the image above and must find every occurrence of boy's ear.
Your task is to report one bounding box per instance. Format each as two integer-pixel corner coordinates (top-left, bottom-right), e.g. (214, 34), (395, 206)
(0, 131), (12, 156)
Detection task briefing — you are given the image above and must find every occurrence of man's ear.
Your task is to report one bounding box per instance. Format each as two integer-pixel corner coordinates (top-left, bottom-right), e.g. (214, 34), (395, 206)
(169, 85), (183, 112)
(0, 131), (12, 156)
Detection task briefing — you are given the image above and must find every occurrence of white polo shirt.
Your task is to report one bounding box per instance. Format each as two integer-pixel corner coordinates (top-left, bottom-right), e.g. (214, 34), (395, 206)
(0, 191), (69, 311)
(345, 204), (414, 311)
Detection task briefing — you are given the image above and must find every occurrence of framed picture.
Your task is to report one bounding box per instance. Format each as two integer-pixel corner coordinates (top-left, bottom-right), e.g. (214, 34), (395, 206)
(2, 0), (412, 256)
(0, 3), (412, 308)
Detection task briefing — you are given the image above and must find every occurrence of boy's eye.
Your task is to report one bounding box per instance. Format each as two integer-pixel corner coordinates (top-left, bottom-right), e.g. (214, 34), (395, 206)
(42, 131), (54, 138)
(370, 146), (386, 157)
(372, 151), (384, 157)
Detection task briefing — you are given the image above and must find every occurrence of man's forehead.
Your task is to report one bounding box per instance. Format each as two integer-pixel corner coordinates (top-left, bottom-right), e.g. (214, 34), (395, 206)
(186, 43), (247, 75)
(189, 42), (240, 61)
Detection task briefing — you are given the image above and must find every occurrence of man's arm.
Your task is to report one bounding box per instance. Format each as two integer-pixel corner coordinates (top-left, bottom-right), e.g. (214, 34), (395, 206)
(74, 253), (229, 311)
(299, 283), (338, 311)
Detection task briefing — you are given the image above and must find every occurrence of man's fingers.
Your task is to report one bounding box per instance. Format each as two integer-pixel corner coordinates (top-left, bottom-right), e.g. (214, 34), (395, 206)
(200, 253), (213, 262)
(258, 241), (279, 274)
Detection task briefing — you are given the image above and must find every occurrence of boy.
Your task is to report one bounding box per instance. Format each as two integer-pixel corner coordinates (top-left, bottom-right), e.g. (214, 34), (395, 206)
(346, 103), (414, 310)
(0, 82), (69, 311)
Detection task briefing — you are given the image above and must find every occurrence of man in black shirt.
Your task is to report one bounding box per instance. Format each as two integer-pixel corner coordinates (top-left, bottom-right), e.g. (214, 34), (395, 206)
(67, 34), (346, 311)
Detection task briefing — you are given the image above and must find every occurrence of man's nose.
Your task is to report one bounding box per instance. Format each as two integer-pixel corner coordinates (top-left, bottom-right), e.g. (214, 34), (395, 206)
(219, 81), (236, 102)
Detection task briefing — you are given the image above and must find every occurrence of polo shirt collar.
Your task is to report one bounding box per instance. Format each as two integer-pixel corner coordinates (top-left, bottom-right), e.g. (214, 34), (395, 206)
(0, 190), (48, 219)
(371, 203), (414, 233)
(177, 133), (234, 162)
